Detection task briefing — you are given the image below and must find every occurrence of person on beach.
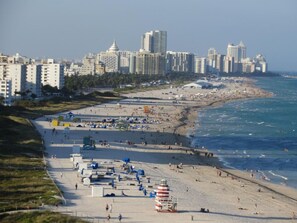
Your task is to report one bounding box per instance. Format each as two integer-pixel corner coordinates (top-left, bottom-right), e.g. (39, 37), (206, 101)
(107, 214), (111, 221)
(75, 183), (77, 190)
(118, 213), (122, 222)
(105, 204), (109, 212)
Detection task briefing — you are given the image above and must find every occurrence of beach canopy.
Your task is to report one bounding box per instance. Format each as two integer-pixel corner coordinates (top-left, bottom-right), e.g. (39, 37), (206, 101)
(91, 162), (99, 169)
(137, 169), (145, 176)
(122, 158), (130, 164)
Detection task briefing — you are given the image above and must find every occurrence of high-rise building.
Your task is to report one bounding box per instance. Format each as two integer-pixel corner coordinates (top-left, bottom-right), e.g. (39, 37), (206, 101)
(166, 51), (194, 73)
(26, 64), (42, 97)
(135, 52), (166, 75)
(5, 64), (27, 98)
(254, 54), (268, 73)
(0, 79), (11, 105)
(242, 58), (256, 73)
(98, 41), (120, 73)
(194, 57), (207, 74)
(224, 56), (235, 73)
(141, 30), (167, 54)
(226, 41), (246, 63)
(41, 59), (64, 89)
(80, 53), (96, 75)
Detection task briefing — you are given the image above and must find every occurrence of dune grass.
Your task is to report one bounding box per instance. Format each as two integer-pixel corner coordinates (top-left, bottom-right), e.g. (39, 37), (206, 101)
(0, 115), (62, 212)
(0, 211), (88, 223)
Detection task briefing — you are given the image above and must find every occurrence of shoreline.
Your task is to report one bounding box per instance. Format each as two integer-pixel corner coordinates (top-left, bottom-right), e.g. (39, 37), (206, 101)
(32, 77), (297, 222)
(167, 79), (297, 201)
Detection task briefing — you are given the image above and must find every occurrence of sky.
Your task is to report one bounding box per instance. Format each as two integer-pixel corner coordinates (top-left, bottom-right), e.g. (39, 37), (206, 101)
(0, 0), (297, 71)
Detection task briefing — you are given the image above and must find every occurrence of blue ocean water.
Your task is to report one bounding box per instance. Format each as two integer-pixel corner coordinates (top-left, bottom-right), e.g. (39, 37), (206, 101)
(192, 74), (297, 189)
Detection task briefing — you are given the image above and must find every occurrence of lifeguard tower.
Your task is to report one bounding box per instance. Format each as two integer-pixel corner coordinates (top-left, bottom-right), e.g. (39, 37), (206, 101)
(155, 179), (177, 212)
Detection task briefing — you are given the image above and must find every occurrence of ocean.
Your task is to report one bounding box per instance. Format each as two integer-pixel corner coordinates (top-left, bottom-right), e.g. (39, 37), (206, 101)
(192, 74), (297, 189)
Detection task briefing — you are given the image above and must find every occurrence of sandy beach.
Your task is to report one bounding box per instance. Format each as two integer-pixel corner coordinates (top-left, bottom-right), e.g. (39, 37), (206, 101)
(32, 77), (297, 223)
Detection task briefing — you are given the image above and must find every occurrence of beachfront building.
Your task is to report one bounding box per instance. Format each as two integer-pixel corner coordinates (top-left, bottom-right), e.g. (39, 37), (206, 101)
(226, 41), (246, 63)
(0, 53), (8, 64)
(0, 79), (12, 105)
(207, 48), (217, 68)
(80, 53), (96, 75)
(4, 64), (27, 98)
(119, 51), (135, 74)
(26, 64), (42, 97)
(194, 57), (207, 74)
(41, 59), (64, 89)
(224, 41), (247, 73)
(129, 52), (137, 74)
(241, 58), (256, 73)
(224, 56), (235, 73)
(205, 48), (226, 74)
(64, 63), (82, 76)
(135, 51), (166, 75)
(166, 51), (195, 73)
(141, 30), (167, 54)
(254, 54), (268, 73)
(97, 41), (120, 73)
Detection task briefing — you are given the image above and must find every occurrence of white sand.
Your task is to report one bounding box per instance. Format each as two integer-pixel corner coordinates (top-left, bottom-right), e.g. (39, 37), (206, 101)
(32, 77), (297, 222)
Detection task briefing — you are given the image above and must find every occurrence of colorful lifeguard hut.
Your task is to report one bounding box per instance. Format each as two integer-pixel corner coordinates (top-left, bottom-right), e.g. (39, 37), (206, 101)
(155, 179), (177, 212)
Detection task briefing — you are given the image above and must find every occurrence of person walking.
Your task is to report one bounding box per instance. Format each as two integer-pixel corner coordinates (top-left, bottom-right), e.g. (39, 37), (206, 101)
(105, 204), (109, 212)
(75, 183), (78, 190)
(118, 213), (122, 222)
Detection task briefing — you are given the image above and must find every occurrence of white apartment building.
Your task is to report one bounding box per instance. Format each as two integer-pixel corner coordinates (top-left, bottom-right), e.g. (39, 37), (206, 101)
(135, 52), (166, 75)
(226, 41), (246, 63)
(166, 51), (194, 73)
(41, 59), (64, 89)
(26, 64), (42, 97)
(80, 53), (96, 75)
(254, 54), (268, 73)
(194, 57), (207, 74)
(5, 64), (27, 98)
(0, 79), (11, 105)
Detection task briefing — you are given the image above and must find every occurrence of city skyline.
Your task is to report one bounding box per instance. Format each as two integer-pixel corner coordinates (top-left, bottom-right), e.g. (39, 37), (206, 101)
(1, 0), (297, 71)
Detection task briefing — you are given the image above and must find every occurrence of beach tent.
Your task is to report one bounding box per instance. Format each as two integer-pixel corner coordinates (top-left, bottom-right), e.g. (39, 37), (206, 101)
(122, 158), (130, 164)
(66, 112), (74, 120)
(91, 162), (99, 169)
(137, 169), (145, 176)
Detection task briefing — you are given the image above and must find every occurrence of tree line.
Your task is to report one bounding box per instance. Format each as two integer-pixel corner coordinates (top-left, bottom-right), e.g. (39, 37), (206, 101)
(64, 72), (197, 93)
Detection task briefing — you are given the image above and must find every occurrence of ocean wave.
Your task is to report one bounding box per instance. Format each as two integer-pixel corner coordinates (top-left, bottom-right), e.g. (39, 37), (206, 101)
(268, 171), (288, 180)
(281, 74), (297, 79)
(258, 170), (270, 181)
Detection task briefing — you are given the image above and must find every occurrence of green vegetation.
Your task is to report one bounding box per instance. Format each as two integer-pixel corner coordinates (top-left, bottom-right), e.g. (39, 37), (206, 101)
(13, 91), (122, 117)
(0, 211), (88, 223)
(64, 72), (198, 92)
(0, 114), (61, 212)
